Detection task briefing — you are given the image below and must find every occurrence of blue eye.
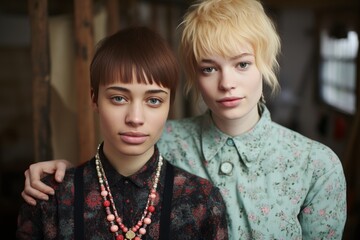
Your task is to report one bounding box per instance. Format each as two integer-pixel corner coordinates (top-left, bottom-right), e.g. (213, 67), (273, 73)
(147, 98), (162, 106)
(111, 96), (126, 104)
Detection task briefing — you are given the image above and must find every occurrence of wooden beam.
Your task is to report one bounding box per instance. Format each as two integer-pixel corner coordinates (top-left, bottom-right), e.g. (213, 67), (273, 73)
(28, 0), (53, 162)
(74, 0), (96, 163)
(262, 0), (359, 9)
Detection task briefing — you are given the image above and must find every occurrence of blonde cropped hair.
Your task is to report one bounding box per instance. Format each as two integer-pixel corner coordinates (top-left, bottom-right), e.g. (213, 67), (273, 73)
(179, 0), (281, 98)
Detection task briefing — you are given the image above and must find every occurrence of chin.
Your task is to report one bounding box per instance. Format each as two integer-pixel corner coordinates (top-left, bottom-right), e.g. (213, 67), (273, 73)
(109, 142), (148, 156)
(122, 146), (151, 156)
(215, 108), (247, 120)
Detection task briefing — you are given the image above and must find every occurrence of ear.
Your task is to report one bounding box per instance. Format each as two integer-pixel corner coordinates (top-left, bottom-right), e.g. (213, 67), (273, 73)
(91, 89), (98, 111)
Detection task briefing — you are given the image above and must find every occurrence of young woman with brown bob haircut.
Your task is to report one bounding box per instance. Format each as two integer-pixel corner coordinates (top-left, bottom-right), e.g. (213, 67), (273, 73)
(17, 26), (228, 240)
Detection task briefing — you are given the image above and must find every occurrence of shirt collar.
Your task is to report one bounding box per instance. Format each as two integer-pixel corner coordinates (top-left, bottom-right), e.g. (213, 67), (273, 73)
(201, 104), (272, 165)
(201, 113), (229, 161)
(99, 144), (160, 188)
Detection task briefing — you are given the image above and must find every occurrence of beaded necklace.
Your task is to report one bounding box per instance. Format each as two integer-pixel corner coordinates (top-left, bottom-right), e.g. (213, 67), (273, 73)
(95, 145), (163, 240)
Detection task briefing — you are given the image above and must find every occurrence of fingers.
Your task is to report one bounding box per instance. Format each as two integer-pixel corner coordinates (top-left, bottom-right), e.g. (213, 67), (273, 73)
(54, 160), (70, 183)
(21, 190), (37, 206)
(21, 159), (73, 203)
(22, 169), (51, 205)
(28, 163), (56, 195)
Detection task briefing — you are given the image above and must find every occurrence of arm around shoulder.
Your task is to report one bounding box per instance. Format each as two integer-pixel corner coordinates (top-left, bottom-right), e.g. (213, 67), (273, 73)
(22, 159), (73, 205)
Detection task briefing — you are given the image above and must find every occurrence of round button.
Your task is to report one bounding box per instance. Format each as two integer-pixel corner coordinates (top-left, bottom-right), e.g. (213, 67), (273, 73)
(226, 138), (235, 146)
(220, 161), (233, 175)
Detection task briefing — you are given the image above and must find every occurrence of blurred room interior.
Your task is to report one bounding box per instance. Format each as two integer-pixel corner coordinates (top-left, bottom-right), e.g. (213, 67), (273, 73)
(0, 0), (359, 239)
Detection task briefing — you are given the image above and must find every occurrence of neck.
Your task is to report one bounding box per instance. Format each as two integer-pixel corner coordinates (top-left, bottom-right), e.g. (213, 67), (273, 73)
(102, 143), (155, 177)
(211, 107), (260, 137)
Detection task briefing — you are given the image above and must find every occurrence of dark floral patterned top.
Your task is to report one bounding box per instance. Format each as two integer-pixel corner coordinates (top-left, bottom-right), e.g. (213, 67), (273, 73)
(16, 146), (228, 240)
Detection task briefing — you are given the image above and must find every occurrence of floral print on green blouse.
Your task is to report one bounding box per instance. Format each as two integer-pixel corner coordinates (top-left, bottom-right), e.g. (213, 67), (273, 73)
(157, 105), (346, 240)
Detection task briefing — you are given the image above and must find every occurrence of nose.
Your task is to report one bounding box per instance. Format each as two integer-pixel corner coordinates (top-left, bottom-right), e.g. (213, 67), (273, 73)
(219, 69), (236, 91)
(125, 102), (144, 127)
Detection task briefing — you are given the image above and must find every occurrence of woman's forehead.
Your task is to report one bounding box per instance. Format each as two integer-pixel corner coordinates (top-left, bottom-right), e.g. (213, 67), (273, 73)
(199, 43), (255, 61)
(102, 78), (168, 90)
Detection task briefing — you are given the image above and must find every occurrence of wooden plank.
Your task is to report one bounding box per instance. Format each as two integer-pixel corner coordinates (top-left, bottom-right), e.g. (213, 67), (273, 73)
(28, 0), (53, 162)
(74, 0), (96, 163)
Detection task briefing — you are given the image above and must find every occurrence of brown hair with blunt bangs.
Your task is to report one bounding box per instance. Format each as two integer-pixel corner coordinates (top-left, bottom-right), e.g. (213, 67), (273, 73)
(90, 26), (179, 104)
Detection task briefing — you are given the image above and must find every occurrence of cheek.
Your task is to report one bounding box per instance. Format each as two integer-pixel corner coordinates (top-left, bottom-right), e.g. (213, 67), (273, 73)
(153, 113), (167, 125)
(98, 111), (111, 132)
(98, 107), (120, 130)
(198, 79), (214, 99)
(248, 72), (263, 98)
(251, 77), (262, 92)
(149, 110), (168, 141)
(150, 105), (169, 128)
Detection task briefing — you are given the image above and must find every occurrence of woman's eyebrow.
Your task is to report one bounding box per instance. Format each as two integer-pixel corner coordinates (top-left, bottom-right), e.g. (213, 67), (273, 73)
(105, 86), (168, 95)
(105, 86), (129, 92)
(145, 89), (168, 95)
(229, 53), (254, 60)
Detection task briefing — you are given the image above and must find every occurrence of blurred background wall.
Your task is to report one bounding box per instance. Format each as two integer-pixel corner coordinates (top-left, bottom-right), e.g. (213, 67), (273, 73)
(0, 0), (359, 239)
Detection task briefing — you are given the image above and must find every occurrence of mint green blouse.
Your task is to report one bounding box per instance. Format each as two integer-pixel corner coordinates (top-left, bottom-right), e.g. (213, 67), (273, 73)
(158, 106), (346, 239)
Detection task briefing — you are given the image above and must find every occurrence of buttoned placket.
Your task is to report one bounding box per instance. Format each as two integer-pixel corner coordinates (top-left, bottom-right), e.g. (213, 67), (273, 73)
(218, 138), (239, 176)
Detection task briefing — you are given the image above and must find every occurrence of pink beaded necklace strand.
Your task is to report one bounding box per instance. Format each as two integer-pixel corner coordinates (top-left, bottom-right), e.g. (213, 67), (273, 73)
(95, 145), (163, 240)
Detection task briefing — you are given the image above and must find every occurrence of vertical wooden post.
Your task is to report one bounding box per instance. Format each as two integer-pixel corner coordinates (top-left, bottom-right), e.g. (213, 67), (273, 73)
(74, 0), (96, 163)
(28, 0), (53, 162)
(105, 0), (120, 36)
